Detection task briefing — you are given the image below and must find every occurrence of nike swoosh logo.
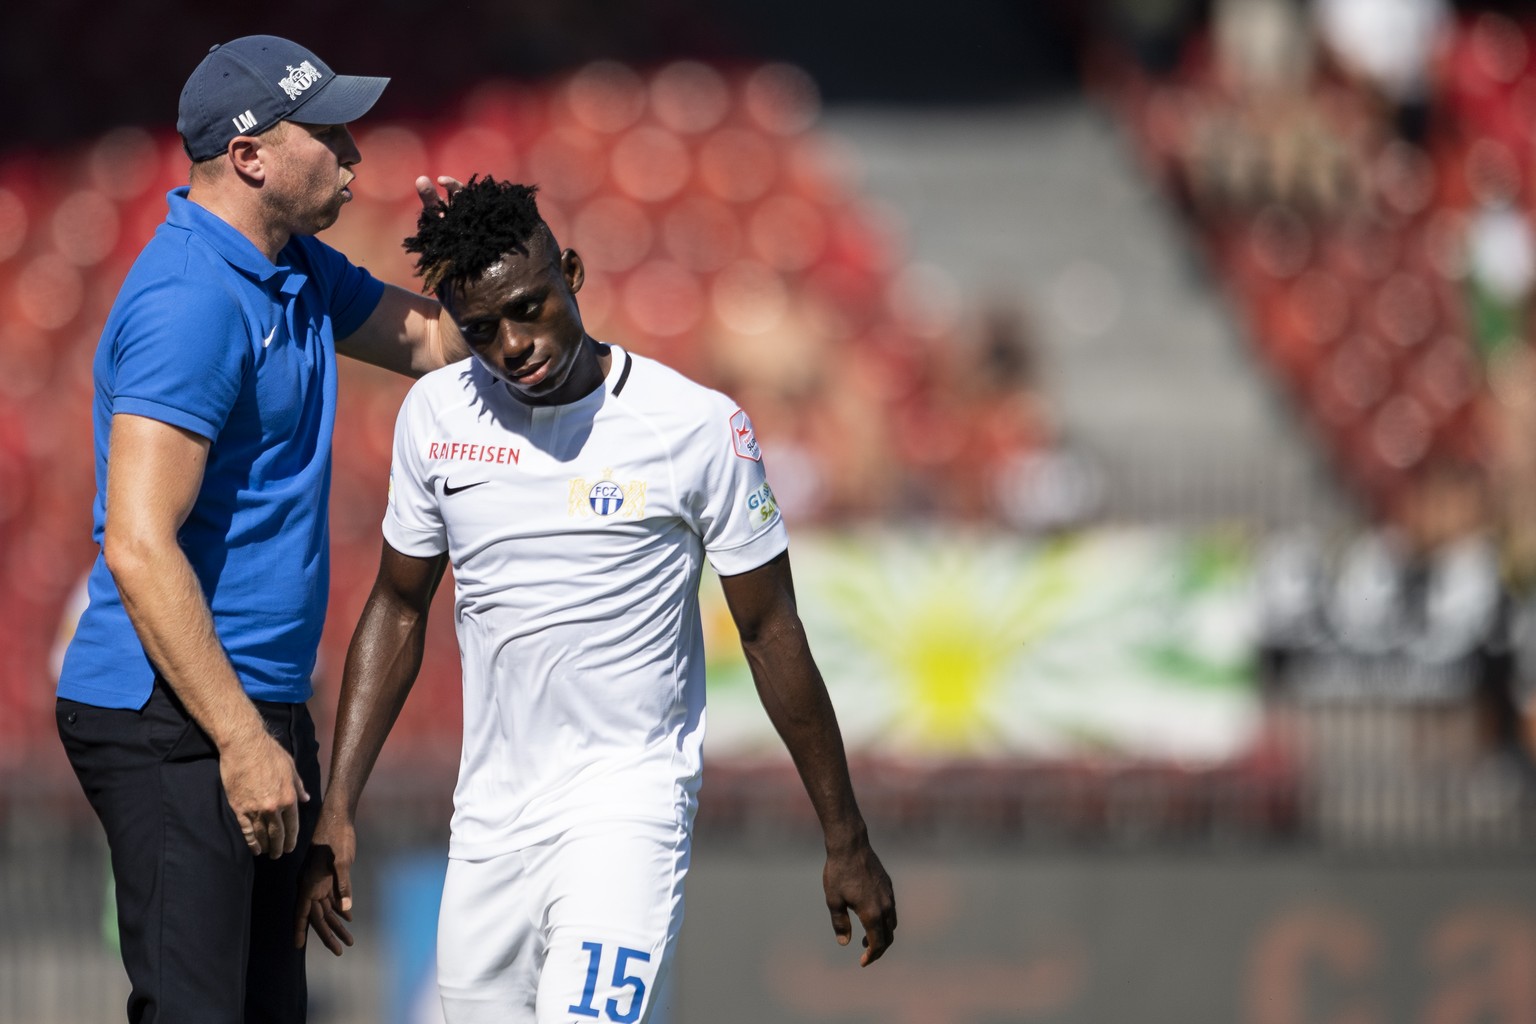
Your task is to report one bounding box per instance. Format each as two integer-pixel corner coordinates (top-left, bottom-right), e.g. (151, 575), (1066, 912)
(262, 326), (277, 348)
(443, 480), (488, 496)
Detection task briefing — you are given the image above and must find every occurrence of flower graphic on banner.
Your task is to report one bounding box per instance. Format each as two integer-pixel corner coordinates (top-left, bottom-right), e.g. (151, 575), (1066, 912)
(702, 528), (1260, 761)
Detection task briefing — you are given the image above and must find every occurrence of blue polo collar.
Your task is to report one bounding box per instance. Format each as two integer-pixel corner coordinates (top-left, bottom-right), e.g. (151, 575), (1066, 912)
(165, 186), (290, 285)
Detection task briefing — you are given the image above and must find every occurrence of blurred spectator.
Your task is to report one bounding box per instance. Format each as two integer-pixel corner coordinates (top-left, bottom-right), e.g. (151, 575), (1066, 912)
(1484, 342), (1536, 586)
(1214, 0), (1315, 95)
(941, 301), (1101, 529)
(992, 446), (1107, 533)
(1253, 525), (1331, 696)
(1166, 0), (1378, 219)
(958, 304), (1057, 521)
(734, 296), (1066, 527)
(1183, 82), (1370, 217)
(1309, 0), (1452, 144)
(1257, 458), (1526, 762)
(1463, 138), (1535, 362)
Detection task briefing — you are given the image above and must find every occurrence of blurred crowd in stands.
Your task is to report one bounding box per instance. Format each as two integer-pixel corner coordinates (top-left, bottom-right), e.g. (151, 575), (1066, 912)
(1093, 0), (1536, 835)
(0, 59), (1077, 770)
(5, 2), (1536, 845)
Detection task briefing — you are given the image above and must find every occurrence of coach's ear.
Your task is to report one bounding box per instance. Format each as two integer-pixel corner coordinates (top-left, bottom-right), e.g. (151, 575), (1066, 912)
(561, 249), (585, 294)
(228, 134), (267, 184)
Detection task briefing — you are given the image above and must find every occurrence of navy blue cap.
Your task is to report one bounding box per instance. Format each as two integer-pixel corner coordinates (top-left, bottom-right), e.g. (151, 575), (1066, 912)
(177, 35), (389, 161)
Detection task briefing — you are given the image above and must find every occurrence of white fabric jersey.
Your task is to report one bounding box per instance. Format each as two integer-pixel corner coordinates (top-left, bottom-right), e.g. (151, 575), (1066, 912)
(384, 345), (788, 860)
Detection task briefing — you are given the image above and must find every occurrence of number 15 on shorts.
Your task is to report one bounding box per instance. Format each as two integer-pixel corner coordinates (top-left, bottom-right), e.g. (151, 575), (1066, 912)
(568, 942), (652, 1023)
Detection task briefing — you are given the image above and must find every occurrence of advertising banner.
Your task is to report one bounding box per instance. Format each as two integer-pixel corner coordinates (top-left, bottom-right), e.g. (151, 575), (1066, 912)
(701, 527), (1262, 761)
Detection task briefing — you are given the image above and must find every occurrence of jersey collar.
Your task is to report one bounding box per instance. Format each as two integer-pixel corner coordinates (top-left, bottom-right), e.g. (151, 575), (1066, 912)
(603, 344), (632, 397)
(165, 186), (288, 285)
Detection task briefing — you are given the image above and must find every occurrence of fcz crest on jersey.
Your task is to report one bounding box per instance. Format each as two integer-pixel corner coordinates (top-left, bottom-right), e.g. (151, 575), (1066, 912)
(569, 470), (647, 519)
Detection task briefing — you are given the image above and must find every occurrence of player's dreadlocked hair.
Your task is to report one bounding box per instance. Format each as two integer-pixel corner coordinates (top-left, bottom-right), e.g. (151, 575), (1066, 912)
(403, 176), (553, 295)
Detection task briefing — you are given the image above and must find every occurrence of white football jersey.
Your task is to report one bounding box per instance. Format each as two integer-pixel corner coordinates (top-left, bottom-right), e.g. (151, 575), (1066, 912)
(384, 345), (789, 859)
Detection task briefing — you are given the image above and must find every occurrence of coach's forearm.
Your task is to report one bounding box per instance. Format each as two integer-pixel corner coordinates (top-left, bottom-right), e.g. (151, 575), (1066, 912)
(335, 285), (467, 378)
(107, 534), (267, 751)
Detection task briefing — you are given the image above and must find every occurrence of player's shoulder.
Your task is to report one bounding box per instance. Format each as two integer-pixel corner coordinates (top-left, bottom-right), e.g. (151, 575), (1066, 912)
(612, 348), (761, 463)
(401, 357), (482, 415)
(616, 348), (736, 418)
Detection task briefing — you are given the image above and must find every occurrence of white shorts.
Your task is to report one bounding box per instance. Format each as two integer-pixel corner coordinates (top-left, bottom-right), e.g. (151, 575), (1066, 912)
(436, 817), (689, 1024)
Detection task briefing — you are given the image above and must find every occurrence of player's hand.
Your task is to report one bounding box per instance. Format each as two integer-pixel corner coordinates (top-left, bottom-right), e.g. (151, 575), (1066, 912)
(415, 175), (466, 215)
(294, 813), (357, 955)
(219, 732), (308, 859)
(823, 838), (897, 966)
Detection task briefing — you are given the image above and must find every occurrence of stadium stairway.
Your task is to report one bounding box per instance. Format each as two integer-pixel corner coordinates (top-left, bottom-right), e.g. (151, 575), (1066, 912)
(821, 98), (1360, 530)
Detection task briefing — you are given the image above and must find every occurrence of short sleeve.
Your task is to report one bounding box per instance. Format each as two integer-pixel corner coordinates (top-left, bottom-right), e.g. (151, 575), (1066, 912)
(292, 236), (385, 338)
(111, 277), (249, 441)
(382, 383), (448, 557)
(691, 400), (790, 576)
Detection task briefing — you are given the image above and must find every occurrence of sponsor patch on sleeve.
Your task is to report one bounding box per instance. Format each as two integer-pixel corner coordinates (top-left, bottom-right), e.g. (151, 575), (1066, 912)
(729, 408), (762, 461)
(746, 481), (779, 530)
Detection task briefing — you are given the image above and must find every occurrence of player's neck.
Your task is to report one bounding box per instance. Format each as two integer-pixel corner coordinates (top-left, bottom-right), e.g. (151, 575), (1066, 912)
(549, 337), (611, 406)
(577, 337), (613, 397)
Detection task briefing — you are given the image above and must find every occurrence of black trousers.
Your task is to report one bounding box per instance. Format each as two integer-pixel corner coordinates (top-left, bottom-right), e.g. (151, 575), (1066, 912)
(58, 682), (322, 1024)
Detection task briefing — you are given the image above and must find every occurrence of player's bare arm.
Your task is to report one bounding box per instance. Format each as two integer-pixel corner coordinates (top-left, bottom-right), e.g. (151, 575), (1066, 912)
(104, 413), (308, 859)
(719, 550), (898, 966)
(296, 541), (448, 954)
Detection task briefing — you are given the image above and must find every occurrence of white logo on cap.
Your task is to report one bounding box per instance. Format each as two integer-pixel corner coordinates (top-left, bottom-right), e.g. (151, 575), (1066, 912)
(278, 61), (323, 101)
(232, 110), (258, 133)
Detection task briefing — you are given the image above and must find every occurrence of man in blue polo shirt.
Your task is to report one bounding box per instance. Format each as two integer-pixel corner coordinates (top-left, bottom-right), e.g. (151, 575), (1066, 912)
(54, 35), (465, 1023)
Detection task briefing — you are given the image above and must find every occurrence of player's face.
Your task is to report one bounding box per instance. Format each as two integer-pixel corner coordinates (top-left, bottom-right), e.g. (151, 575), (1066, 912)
(262, 121), (360, 235)
(447, 247), (603, 405)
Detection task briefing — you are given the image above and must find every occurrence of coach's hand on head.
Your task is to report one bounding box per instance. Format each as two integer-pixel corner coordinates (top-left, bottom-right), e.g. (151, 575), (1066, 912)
(219, 730), (309, 858)
(416, 174), (466, 216)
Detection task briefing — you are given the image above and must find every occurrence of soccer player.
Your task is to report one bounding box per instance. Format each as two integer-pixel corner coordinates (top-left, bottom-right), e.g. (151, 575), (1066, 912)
(295, 176), (897, 1022)
(54, 35), (466, 1023)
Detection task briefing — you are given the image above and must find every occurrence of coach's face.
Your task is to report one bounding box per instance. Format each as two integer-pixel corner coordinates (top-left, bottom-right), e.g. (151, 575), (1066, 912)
(262, 121), (361, 236)
(447, 244), (605, 405)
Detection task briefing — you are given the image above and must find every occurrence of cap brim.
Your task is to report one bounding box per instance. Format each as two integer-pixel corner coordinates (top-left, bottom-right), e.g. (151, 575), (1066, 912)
(288, 74), (390, 126)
